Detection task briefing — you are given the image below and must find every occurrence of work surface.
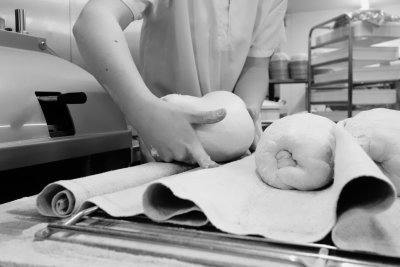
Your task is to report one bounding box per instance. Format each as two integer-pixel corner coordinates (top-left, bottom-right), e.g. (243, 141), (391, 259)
(0, 196), (204, 267)
(2, 196), (400, 267)
(0, 196), (339, 267)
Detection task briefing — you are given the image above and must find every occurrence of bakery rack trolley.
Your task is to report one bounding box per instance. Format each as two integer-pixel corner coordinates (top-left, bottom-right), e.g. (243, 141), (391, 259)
(307, 13), (400, 120)
(307, 14), (354, 119)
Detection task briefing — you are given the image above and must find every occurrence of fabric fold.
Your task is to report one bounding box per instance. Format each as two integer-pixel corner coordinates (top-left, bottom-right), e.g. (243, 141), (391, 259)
(141, 127), (396, 243)
(332, 199), (400, 258)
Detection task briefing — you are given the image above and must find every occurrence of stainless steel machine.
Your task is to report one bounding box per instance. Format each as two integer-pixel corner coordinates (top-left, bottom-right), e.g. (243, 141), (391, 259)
(0, 29), (133, 203)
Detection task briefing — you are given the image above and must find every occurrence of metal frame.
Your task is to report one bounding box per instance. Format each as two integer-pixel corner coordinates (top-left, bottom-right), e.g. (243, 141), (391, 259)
(34, 207), (400, 267)
(307, 14), (354, 118)
(0, 29), (52, 54)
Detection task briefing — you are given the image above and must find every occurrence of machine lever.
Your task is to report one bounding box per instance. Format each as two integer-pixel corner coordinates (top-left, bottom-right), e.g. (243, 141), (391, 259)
(38, 92), (87, 104)
(57, 92), (87, 104)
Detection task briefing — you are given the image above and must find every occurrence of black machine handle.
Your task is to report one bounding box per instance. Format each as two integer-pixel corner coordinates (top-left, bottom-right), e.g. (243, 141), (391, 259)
(37, 92), (87, 104)
(57, 92), (87, 104)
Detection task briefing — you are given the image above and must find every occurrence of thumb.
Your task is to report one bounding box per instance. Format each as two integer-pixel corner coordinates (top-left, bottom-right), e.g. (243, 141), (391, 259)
(186, 108), (227, 124)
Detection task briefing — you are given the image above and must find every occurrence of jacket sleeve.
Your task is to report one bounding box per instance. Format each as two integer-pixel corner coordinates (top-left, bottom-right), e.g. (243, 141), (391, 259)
(119, 0), (156, 20)
(248, 0), (288, 58)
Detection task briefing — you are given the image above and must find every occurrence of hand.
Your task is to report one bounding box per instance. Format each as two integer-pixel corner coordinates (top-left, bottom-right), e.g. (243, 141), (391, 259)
(247, 107), (263, 152)
(137, 99), (226, 168)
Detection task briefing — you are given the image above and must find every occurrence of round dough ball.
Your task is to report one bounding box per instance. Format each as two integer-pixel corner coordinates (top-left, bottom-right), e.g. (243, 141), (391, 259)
(340, 108), (400, 196)
(255, 113), (336, 190)
(162, 91), (254, 162)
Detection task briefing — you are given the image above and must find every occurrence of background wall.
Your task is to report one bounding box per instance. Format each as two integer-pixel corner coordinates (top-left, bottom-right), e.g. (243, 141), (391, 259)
(0, 0), (142, 68)
(0, 0), (71, 60)
(1, 0), (399, 114)
(280, 3), (400, 114)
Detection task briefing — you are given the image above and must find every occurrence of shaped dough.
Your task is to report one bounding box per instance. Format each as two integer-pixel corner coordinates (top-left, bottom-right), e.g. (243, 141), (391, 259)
(162, 91), (254, 162)
(255, 113), (336, 190)
(340, 108), (400, 196)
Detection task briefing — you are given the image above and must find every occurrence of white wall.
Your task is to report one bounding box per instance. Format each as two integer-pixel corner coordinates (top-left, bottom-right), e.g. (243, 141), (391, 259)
(280, 4), (400, 114)
(0, 0), (142, 69)
(0, 0), (71, 60)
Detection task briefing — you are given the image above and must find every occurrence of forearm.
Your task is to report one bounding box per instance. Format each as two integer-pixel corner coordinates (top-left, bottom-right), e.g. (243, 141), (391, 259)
(234, 57), (270, 119)
(73, 3), (157, 127)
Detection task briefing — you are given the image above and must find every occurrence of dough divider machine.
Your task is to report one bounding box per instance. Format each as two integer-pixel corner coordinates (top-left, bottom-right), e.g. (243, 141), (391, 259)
(0, 29), (134, 203)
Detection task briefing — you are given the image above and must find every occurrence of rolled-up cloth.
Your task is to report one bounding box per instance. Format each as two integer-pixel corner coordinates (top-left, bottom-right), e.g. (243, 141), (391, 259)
(36, 162), (193, 217)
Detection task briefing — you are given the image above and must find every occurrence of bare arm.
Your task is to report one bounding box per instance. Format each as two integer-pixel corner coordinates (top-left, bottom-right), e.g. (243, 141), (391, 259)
(73, 0), (152, 124)
(234, 57), (270, 148)
(73, 0), (224, 167)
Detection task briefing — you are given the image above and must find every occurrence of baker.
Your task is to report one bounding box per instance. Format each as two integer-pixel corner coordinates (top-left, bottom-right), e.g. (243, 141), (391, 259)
(73, 0), (288, 168)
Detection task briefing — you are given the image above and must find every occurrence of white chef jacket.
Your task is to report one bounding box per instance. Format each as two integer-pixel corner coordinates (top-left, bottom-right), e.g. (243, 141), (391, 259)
(120, 0), (287, 97)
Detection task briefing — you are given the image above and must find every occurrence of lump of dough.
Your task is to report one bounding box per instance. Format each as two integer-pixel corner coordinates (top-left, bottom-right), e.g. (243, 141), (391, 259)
(162, 91), (254, 162)
(339, 108), (400, 196)
(255, 113), (336, 190)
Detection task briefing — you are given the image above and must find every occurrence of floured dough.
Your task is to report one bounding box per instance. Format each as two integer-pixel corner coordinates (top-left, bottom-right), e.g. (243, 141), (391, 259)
(340, 108), (400, 196)
(162, 91), (254, 162)
(255, 113), (336, 190)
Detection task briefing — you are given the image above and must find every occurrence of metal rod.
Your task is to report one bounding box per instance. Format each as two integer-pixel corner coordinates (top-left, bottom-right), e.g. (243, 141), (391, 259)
(348, 20), (354, 118)
(42, 217), (400, 266)
(63, 206), (99, 226)
(45, 223), (310, 267)
(310, 79), (349, 88)
(15, 9), (26, 33)
(311, 57), (349, 68)
(310, 36), (349, 49)
(310, 101), (349, 105)
(84, 215), (337, 251)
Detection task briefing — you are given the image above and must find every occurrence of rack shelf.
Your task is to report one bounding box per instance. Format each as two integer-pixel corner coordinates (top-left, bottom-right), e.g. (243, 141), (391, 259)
(268, 79), (307, 100)
(270, 79), (307, 84)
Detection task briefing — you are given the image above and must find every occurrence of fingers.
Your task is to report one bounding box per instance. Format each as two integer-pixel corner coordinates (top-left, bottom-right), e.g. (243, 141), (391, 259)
(139, 136), (172, 163)
(251, 117), (263, 151)
(139, 137), (157, 163)
(163, 96), (226, 124)
(248, 107), (262, 152)
(149, 146), (161, 161)
(186, 108), (227, 124)
(189, 141), (219, 168)
(139, 102), (221, 167)
(144, 142), (218, 169)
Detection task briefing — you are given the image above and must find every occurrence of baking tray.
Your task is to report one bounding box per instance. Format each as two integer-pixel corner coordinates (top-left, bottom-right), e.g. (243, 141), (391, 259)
(314, 65), (400, 84)
(311, 88), (397, 105)
(315, 21), (400, 47)
(312, 46), (399, 67)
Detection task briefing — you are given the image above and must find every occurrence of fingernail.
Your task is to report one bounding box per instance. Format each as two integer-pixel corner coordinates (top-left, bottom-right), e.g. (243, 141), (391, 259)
(216, 108), (226, 117)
